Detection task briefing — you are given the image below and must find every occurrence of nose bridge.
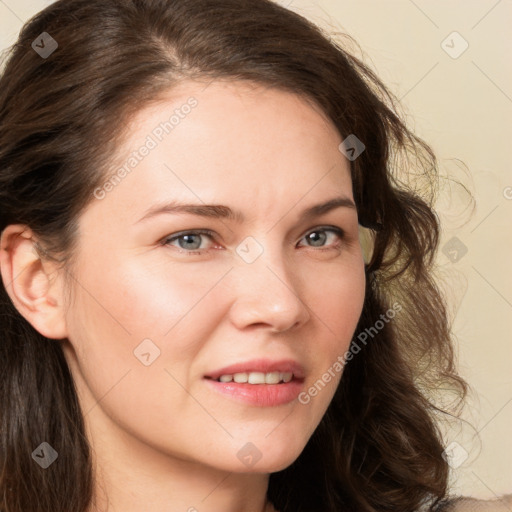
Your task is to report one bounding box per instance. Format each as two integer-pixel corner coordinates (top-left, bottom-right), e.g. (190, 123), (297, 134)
(228, 234), (310, 331)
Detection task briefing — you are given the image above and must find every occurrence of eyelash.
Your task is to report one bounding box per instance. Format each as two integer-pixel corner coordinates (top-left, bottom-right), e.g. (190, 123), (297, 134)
(161, 226), (346, 256)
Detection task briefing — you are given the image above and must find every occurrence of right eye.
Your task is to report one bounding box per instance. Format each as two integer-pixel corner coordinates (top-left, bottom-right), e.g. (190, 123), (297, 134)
(161, 229), (218, 255)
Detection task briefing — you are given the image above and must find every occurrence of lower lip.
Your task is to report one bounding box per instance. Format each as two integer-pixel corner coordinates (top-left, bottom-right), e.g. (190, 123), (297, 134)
(204, 378), (303, 406)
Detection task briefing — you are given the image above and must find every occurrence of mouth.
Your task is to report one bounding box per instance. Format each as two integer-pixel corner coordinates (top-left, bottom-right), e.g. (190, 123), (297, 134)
(204, 371), (299, 385)
(203, 358), (305, 382)
(203, 359), (305, 407)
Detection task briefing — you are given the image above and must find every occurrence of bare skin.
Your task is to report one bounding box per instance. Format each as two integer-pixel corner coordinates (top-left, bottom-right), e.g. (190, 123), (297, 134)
(0, 80), (365, 511)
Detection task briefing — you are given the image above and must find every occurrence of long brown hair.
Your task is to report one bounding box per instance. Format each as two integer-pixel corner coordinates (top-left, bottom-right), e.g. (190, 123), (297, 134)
(0, 1), (467, 511)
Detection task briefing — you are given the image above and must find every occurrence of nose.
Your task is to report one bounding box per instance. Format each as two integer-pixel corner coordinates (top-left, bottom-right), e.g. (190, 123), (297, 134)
(227, 239), (311, 333)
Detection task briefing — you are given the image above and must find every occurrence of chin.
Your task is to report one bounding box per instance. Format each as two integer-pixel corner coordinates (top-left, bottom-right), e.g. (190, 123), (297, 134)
(232, 439), (307, 474)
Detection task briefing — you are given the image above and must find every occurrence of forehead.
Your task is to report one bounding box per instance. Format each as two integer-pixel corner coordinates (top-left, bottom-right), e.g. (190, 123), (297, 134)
(88, 79), (353, 226)
(120, 78), (342, 160)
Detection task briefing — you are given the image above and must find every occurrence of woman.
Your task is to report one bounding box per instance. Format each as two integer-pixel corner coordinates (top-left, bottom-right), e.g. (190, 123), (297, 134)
(0, 0), (473, 511)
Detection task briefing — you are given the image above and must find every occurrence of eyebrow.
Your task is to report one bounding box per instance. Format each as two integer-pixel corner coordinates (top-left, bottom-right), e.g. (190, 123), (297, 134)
(136, 196), (357, 224)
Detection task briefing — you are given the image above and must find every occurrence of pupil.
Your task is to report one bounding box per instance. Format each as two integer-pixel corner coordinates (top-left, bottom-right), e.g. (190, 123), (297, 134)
(181, 234), (200, 250)
(308, 231), (325, 246)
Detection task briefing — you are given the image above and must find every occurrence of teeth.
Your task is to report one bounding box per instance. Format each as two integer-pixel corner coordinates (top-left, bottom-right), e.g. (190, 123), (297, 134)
(217, 371), (293, 384)
(263, 372), (280, 384)
(281, 372), (293, 383)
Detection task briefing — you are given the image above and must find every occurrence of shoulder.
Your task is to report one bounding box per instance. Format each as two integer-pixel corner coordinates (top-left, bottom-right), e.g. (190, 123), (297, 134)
(438, 495), (512, 511)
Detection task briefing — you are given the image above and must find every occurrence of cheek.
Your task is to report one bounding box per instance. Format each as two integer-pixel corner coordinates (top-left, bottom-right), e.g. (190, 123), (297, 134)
(66, 256), (229, 383)
(63, 259), (213, 437)
(76, 254), (211, 333)
(300, 258), (366, 398)
(309, 257), (366, 343)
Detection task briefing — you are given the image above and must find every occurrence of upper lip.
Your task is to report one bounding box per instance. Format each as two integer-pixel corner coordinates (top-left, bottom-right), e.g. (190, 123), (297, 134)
(204, 358), (306, 381)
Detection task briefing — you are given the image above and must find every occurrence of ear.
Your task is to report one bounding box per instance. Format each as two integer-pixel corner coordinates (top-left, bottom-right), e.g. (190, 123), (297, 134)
(0, 224), (68, 339)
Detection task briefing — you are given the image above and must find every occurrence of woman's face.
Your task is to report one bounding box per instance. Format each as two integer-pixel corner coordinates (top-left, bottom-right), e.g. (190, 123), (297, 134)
(61, 79), (366, 473)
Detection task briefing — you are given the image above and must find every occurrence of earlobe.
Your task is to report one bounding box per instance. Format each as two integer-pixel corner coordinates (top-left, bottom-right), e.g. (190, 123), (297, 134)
(0, 224), (68, 340)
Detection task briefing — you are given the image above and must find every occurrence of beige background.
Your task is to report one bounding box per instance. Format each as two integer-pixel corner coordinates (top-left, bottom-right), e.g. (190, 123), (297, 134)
(1, 0), (511, 500)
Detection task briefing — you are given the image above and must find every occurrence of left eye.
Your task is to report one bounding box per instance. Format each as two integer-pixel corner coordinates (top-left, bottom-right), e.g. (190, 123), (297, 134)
(298, 227), (344, 249)
(162, 227), (345, 254)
